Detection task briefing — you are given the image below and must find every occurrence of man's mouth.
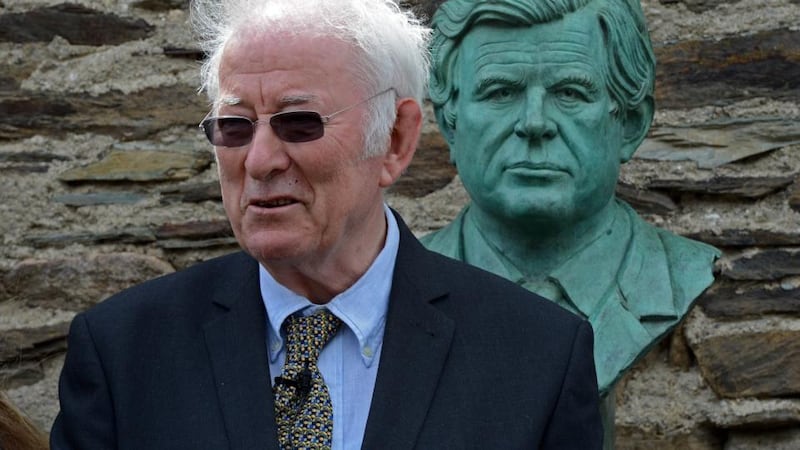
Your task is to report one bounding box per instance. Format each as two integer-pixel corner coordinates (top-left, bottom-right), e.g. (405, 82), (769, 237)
(251, 198), (297, 208)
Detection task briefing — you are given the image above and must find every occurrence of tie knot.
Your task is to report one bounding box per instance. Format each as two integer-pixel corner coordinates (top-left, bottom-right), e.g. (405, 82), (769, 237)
(284, 309), (341, 366)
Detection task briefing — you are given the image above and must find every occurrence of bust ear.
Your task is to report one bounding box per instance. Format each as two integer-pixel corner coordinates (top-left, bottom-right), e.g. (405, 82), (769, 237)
(434, 101), (457, 165)
(619, 95), (654, 163)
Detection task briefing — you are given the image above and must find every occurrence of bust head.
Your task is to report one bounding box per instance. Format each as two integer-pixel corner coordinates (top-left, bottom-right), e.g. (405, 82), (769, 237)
(430, 0), (656, 232)
(424, 3), (721, 427)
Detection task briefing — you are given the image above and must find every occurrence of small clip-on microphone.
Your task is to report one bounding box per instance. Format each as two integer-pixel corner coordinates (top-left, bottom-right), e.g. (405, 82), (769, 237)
(274, 368), (313, 401)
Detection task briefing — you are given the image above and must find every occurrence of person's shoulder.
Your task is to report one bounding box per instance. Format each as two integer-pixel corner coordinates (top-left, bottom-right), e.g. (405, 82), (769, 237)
(85, 251), (257, 319)
(419, 222), (462, 258)
(419, 210), (465, 259)
(627, 208), (720, 304)
(656, 226), (721, 264)
(621, 200), (719, 263)
(630, 212), (719, 276)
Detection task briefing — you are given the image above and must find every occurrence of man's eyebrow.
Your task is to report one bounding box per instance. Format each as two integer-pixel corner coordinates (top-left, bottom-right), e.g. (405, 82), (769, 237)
(221, 96), (242, 105)
(213, 94), (316, 112)
(277, 94), (317, 107)
(213, 96), (242, 112)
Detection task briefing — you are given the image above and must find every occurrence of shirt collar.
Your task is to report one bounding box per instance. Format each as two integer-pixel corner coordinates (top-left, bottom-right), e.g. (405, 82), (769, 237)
(261, 203), (399, 367)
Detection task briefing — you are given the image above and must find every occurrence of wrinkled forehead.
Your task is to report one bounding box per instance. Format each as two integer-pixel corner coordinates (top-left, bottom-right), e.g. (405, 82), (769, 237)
(459, 12), (606, 77)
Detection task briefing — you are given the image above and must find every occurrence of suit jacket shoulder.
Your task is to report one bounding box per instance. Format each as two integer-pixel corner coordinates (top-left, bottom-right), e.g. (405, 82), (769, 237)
(52, 251), (271, 450)
(86, 251), (258, 319)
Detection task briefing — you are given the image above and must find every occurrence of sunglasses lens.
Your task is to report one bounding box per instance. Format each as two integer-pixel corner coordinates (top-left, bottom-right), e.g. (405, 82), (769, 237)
(202, 111), (325, 146)
(270, 111), (325, 143)
(202, 117), (254, 147)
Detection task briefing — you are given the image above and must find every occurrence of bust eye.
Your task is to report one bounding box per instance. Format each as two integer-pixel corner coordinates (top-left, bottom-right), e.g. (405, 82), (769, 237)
(556, 87), (587, 101)
(486, 87), (515, 102)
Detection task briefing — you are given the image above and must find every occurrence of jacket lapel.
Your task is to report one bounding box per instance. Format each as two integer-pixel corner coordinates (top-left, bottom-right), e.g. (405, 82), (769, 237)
(361, 214), (455, 450)
(202, 252), (280, 450)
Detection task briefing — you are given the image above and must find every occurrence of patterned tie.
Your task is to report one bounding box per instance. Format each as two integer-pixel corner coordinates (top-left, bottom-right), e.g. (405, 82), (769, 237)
(274, 309), (341, 450)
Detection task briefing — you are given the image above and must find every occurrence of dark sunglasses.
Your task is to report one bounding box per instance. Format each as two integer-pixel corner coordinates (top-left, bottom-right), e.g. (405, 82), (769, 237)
(200, 88), (395, 147)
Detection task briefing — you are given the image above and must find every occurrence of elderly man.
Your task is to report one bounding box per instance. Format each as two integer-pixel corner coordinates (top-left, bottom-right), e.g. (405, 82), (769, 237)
(422, 0), (719, 443)
(50, 0), (602, 449)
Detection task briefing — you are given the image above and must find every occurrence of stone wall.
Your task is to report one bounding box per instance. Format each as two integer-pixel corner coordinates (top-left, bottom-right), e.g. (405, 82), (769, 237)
(1, 0), (799, 448)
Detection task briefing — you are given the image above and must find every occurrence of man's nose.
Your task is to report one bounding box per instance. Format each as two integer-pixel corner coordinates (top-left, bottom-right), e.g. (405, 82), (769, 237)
(244, 121), (292, 179)
(514, 89), (557, 140)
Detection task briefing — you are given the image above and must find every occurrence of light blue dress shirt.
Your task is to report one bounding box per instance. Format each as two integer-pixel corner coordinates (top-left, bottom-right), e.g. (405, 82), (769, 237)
(260, 204), (399, 450)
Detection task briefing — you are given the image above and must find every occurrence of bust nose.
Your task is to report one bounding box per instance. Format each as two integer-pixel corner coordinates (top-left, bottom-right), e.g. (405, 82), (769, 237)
(514, 89), (557, 140)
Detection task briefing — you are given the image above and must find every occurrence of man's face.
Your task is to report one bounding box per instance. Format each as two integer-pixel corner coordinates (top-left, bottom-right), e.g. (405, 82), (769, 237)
(451, 10), (625, 229)
(214, 30), (391, 271)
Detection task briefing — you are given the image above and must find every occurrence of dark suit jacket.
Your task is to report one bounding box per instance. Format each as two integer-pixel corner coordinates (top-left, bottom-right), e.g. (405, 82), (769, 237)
(51, 215), (602, 449)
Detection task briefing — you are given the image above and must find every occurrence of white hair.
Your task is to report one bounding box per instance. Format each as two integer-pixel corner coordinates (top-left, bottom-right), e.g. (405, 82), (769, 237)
(191, 0), (431, 157)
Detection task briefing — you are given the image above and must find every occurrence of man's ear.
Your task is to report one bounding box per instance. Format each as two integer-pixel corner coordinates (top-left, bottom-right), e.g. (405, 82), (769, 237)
(619, 95), (654, 163)
(379, 98), (422, 188)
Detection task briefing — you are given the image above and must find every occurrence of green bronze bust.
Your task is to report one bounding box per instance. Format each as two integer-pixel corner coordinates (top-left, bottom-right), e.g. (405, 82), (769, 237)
(422, 0), (719, 444)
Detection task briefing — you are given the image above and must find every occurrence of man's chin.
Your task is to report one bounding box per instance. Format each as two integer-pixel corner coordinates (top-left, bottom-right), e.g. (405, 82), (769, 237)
(241, 237), (310, 267)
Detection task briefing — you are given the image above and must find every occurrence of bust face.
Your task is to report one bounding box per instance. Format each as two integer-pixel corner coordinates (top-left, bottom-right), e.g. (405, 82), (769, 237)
(450, 9), (626, 230)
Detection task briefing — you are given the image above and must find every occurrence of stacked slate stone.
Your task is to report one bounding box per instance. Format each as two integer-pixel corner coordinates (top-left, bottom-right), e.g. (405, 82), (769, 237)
(0, 0), (799, 448)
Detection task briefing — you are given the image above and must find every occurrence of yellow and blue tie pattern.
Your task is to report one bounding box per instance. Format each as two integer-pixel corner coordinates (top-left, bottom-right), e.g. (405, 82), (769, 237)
(274, 309), (341, 450)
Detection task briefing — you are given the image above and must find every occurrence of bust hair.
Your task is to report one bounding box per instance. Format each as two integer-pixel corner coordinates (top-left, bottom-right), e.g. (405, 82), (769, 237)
(191, 0), (432, 157)
(429, 0), (656, 130)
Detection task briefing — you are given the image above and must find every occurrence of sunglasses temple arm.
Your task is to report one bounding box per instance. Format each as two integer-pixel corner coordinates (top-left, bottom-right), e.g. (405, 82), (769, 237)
(322, 87), (395, 122)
